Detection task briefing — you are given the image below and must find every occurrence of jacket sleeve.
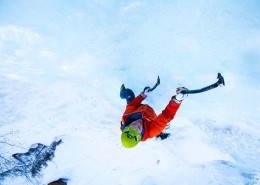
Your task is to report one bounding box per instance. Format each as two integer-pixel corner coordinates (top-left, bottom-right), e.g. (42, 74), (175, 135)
(147, 100), (181, 138)
(127, 94), (145, 107)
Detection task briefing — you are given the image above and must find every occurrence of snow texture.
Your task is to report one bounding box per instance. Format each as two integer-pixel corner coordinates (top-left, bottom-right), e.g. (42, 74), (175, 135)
(0, 0), (260, 184)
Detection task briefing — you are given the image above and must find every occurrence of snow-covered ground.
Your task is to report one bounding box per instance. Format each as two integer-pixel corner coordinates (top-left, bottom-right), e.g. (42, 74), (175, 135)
(1, 1), (260, 184)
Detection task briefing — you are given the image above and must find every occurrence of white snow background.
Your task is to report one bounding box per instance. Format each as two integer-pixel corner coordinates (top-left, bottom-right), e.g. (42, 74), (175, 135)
(0, 0), (260, 184)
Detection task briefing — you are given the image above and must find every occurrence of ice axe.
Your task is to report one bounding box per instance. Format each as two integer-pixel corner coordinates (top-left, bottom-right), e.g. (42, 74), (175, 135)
(144, 76), (160, 92)
(181, 73), (225, 95)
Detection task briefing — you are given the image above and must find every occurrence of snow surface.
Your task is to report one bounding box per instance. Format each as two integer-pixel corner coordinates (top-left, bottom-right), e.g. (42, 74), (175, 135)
(0, 0), (260, 185)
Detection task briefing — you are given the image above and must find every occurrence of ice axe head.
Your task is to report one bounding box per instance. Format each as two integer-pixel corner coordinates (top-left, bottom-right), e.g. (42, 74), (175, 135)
(217, 73), (225, 86)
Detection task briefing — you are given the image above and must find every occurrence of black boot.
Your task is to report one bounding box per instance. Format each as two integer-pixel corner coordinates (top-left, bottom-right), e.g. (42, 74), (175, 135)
(156, 132), (171, 140)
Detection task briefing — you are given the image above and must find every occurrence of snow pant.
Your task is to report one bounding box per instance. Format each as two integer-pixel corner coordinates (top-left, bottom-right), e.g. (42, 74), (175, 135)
(120, 88), (135, 104)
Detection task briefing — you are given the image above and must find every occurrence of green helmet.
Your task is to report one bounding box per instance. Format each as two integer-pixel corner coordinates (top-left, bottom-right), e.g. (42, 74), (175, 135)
(121, 126), (141, 148)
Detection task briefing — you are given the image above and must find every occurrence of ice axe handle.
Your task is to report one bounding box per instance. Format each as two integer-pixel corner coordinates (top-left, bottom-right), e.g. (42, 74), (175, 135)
(146, 76), (160, 92)
(182, 73), (225, 95)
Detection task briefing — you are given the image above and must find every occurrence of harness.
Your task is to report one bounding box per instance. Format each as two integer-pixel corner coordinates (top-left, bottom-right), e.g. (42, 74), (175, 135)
(121, 112), (145, 138)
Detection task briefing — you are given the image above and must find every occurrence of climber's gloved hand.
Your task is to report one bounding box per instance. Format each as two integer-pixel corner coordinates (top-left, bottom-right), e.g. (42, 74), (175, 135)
(175, 87), (188, 101)
(172, 87), (188, 103)
(176, 87), (188, 94)
(141, 86), (151, 98)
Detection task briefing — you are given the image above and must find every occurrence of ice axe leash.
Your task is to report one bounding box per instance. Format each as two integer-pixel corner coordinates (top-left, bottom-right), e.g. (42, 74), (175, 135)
(181, 73), (225, 95)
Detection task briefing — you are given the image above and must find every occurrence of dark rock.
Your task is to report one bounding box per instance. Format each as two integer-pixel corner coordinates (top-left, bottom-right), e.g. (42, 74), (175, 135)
(48, 178), (68, 185)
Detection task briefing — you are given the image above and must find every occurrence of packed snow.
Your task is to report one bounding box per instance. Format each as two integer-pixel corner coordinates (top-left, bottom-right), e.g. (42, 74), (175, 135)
(0, 1), (260, 185)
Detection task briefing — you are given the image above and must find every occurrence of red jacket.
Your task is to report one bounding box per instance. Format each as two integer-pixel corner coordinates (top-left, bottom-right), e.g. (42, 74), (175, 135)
(121, 95), (181, 141)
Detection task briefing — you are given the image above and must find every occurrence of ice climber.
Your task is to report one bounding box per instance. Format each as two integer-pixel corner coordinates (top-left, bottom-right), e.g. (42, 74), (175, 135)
(120, 84), (187, 148)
